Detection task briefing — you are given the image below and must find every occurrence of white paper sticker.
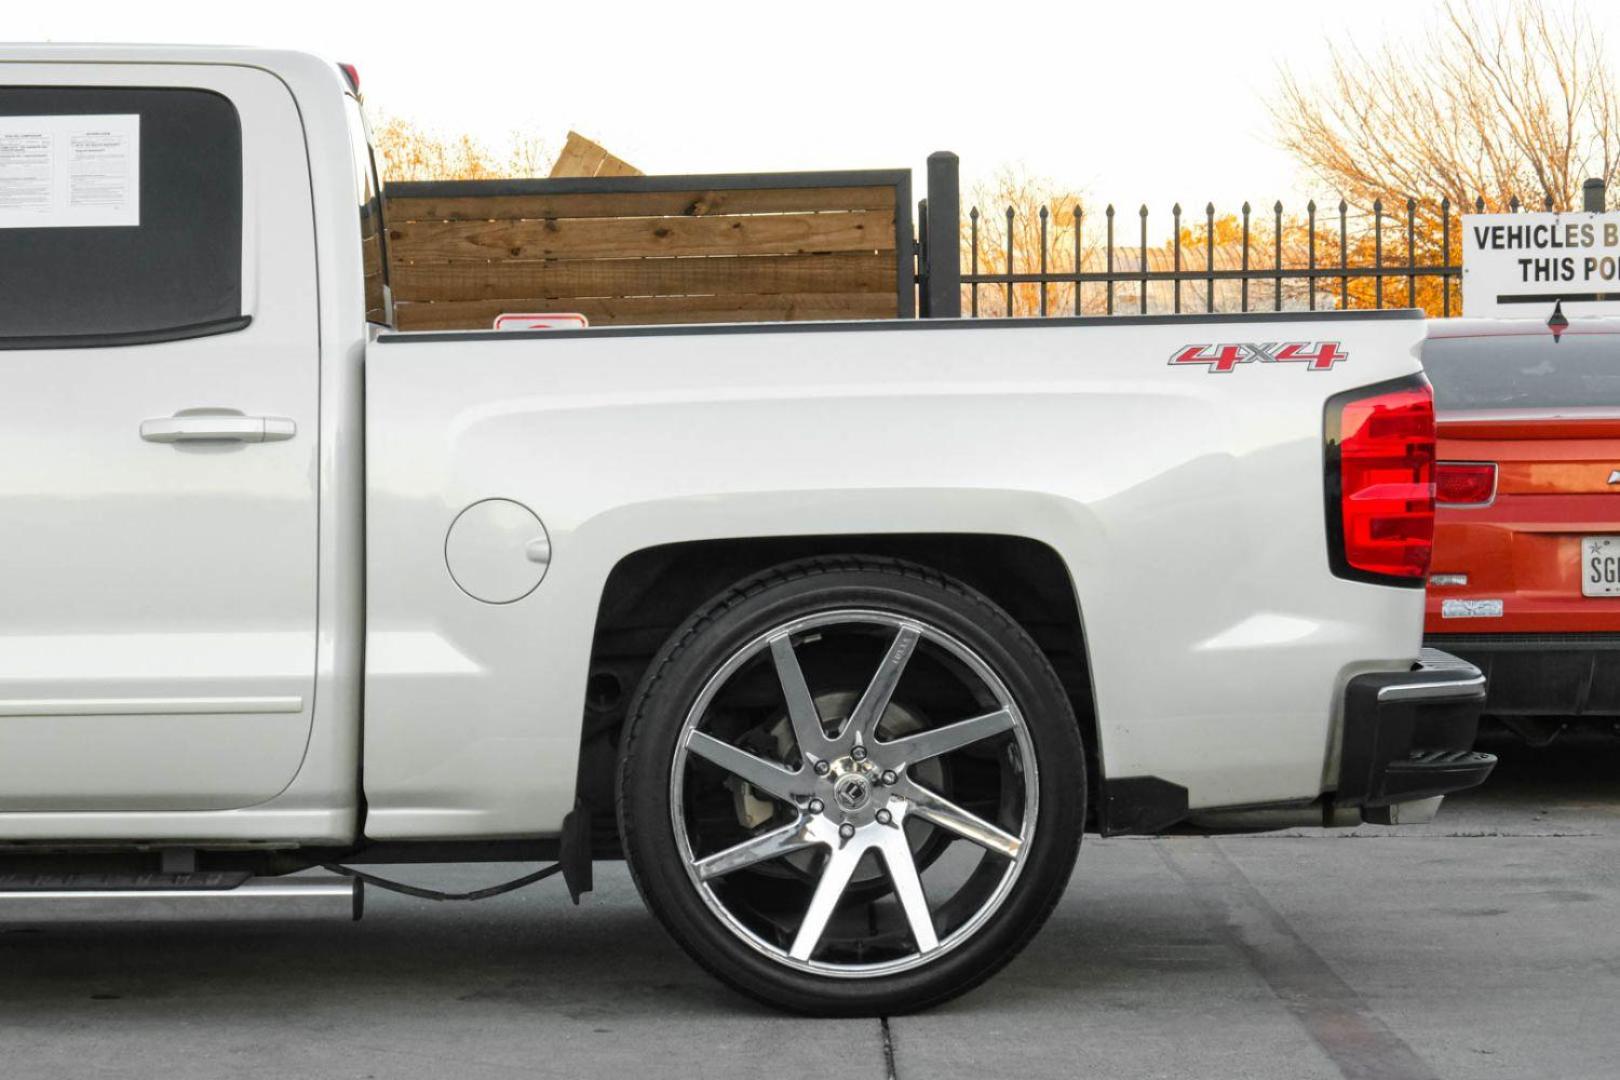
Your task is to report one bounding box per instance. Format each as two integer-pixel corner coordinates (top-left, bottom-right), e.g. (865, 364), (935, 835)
(0, 114), (140, 229)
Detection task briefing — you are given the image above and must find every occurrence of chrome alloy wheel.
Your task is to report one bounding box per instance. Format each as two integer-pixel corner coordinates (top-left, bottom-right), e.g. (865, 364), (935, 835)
(669, 609), (1039, 978)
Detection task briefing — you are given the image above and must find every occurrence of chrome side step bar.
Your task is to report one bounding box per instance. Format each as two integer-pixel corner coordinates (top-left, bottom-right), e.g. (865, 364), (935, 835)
(0, 874), (361, 923)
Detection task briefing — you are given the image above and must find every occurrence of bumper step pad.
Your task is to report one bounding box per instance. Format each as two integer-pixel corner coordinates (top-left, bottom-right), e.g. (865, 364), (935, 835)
(1381, 749), (1497, 802)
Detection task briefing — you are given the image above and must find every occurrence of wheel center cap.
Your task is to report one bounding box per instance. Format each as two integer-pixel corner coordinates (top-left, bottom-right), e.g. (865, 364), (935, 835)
(833, 774), (871, 812)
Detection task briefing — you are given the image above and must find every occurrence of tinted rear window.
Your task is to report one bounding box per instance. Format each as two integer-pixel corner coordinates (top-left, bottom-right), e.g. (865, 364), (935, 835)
(0, 86), (242, 345)
(1422, 333), (1620, 411)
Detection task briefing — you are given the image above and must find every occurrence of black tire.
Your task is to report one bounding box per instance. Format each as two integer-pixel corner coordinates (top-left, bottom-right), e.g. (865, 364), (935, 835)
(616, 556), (1086, 1015)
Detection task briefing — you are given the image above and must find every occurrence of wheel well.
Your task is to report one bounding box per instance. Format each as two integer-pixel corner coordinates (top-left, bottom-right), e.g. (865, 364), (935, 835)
(575, 535), (1099, 853)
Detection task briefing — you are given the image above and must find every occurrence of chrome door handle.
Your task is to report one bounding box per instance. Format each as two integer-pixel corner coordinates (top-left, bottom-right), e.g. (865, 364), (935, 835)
(140, 413), (296, 444)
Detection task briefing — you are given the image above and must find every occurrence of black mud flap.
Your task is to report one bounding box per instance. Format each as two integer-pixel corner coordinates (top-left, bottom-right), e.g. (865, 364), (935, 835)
(559, 802), (594, 904)
(1098, 776), (1190, 836)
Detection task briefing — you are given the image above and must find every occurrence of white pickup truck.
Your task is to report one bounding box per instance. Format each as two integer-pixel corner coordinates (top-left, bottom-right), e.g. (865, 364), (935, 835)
(0, 46), (1494, 1014)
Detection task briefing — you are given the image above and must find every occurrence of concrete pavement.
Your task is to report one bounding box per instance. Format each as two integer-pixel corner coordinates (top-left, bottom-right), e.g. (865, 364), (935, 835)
(2, 741), (1616, 1079)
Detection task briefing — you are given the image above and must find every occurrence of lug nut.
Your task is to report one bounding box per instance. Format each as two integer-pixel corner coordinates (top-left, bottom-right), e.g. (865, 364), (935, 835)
(814, 760), (831, 776)
(808, 799), (824, 814)
(876, 809), (892, 825)
(839, 823), (856, 840)
(881, 770), (898, 786)
(851, 745), (868, 761)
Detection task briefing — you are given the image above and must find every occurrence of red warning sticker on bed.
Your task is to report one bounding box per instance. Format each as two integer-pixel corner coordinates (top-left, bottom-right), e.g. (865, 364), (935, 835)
(493, 313), (590, 331)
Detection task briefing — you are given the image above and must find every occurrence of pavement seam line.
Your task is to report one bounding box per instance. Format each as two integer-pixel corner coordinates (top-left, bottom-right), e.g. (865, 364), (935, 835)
(880, 1015), (898, 1080)
(1156, 836), (1441, 1080)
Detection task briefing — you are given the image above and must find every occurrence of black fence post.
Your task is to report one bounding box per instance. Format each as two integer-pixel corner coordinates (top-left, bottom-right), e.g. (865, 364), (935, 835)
(1205, 203), (1215, 313)
(1338, 200), (1348, 310)
(1004, 205), (1015, 315)
(1073, 206), (1084, 316)
(1584, 178), (1607, 213)
(916, 196), (930, 316)
(1441, 198), (1452, 318)
(1039, 206), (1050, 316)
(1273, 201), (1283, 312)
(1106, 205), (1116, 314)
(1306, 200), (1317, 311)
(1240, 202), (1251, 313)
(1138, 205), (1149, 315)
(924, 151), (961, 318)
(969, 207), (980, 317)
(1172, 203), (1182, 314)
(1373, 198), (1384, 309)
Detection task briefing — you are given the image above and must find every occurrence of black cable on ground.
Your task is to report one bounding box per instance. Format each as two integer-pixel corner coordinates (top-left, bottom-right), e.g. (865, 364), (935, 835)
(319, 862), (563, 902)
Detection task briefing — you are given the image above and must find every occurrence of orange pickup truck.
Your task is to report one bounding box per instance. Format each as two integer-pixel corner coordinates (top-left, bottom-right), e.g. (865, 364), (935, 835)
(1423, 316), (1620, 743)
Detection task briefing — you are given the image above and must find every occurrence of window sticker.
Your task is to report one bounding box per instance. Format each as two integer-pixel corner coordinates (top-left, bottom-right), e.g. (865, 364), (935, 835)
(0, 114), (140, 229)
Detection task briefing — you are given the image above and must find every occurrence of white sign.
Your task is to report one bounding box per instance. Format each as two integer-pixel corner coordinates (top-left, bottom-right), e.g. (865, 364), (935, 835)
(1462, 212), (1620, 318)
(0, 114), (140, 229)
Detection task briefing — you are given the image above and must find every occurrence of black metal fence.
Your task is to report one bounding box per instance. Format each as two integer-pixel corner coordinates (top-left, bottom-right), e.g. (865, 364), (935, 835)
(915, 153), (1609, 320)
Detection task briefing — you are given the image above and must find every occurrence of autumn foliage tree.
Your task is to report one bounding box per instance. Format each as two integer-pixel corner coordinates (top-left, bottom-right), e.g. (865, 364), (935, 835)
(371, 113), (552, 182)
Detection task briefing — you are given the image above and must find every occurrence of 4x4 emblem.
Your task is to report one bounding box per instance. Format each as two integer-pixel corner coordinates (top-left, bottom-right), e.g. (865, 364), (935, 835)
(1169, 341), (1348, 373)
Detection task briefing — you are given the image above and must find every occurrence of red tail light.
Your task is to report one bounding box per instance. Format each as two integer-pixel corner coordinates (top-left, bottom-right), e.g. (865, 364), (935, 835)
(338, 63), (361, 94)
(1325, 377), (1436, 584)
(1435, 462), (1497, 506)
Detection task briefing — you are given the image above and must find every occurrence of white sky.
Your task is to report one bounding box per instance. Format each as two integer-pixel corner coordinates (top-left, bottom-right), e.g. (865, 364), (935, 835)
(9, 0), (1616, 218)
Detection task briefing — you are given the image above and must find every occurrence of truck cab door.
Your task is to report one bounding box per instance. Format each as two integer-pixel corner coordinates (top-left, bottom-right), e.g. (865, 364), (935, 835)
(0, 64), (320, 811)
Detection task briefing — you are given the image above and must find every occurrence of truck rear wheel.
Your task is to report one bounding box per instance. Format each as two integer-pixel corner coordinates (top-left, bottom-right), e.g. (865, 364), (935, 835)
(616, 557), (1085, 1015)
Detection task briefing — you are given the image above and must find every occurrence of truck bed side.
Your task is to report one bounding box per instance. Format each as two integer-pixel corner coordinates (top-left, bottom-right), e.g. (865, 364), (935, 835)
(363, 311), (1427, 839)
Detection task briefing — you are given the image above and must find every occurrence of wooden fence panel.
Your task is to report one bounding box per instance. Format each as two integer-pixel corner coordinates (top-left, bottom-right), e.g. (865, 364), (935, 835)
(391, 253), (897, 304)
(393, 293), (900, 330)
(385, 185), (898, 222)
(384, 170), (913, 330)
(388, 211), (893, 263)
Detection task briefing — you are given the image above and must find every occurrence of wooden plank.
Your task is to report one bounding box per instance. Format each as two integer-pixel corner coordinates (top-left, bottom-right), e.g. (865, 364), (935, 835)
(548, 132), (602, 178)
(389, 252), (897, 302)
(592, 154), (643, 179)
(549, 131), (642, 178)
(364, 271), (385, 322)
(361, 233), (383, 276)
(393, 292), (898, 330)
(384, 185), (897, 222)
(388, 211), (893, 262)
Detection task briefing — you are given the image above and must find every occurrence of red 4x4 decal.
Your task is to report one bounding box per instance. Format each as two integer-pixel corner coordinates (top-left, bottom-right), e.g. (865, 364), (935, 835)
(1169, 341), (1347, 373)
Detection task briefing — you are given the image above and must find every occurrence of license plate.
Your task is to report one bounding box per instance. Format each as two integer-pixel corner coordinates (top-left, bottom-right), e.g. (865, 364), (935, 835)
(1582, 536), (1620, 596)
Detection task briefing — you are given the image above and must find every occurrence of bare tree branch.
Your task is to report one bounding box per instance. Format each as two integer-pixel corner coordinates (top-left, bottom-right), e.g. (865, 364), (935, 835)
(1270, 0), (1619, 214)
